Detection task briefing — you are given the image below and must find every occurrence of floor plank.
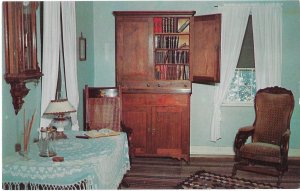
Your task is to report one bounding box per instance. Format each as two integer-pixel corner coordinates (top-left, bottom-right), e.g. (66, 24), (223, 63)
(121, 156), (300, 189)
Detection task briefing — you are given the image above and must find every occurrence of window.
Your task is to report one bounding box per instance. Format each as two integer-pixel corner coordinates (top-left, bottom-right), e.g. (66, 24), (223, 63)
(223, 16), (256, 106)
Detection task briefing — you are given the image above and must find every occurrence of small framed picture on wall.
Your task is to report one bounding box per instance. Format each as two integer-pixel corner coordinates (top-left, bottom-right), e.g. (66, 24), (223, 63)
(79, 32), (86, 61)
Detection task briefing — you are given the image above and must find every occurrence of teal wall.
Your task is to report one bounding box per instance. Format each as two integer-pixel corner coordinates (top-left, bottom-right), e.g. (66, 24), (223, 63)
(281, 2), (300, 150)
(2, 1), (300, 157)
(76, 1), (95, 130)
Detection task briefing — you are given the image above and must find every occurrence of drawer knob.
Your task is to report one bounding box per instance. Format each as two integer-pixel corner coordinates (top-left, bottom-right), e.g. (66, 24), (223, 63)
(146, 83), (150, 87)
(157, 84), (161, 87)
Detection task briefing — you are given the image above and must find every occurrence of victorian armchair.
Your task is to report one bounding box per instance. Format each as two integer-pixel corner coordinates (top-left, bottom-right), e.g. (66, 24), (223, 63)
(232, 86), (294, 186)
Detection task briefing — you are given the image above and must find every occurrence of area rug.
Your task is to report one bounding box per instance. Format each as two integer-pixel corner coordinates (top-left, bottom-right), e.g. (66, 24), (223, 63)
(176, 170), (280, 189)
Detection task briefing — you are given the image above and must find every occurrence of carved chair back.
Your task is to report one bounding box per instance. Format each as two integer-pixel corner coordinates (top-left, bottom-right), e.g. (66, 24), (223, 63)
(253, 86), (294, 145)
(84, 86), (122, 132)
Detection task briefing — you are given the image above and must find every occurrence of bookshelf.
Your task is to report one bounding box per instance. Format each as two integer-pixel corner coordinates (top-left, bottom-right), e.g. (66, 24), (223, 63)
(154, 17), (190, 80)
(113, 11), (221, 162)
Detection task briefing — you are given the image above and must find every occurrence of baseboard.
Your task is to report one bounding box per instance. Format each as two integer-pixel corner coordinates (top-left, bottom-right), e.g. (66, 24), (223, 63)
(190, 146), (300, 157)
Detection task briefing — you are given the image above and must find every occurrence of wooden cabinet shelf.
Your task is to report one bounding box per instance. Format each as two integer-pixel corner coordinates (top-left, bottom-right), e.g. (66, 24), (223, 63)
(114, 11), (221, 161)
(154, 33), (190, 35)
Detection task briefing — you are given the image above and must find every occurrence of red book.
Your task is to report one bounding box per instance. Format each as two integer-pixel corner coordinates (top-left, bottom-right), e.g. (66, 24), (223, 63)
(154, 17), (162, 33)
(153, 18), (157, 33)
(157, 18), (162, 33)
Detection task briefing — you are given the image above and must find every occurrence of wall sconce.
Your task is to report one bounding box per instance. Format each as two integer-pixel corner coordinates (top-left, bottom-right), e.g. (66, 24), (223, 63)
(79, 32), (86, 61)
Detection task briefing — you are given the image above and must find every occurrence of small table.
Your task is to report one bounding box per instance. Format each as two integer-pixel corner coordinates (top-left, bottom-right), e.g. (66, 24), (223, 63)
(2, 131), (130, 190)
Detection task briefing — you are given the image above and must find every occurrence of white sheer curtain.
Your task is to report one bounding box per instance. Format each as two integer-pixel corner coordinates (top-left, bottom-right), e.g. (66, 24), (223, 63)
(40, 2), (61, 128)
(210, 5), (251, 141)
(40, 2), (79, 131)
(252, 3), (282, 89)
(61, 2), (79, 131)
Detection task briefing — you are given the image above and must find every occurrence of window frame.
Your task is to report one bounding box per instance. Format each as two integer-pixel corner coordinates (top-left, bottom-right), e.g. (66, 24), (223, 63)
(222, 68), (256, 107)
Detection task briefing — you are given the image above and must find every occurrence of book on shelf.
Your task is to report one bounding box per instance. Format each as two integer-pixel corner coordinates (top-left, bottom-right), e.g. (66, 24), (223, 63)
(153, 17), (162, 33)
(177, 19), (190, 33)
(162, 17), (166, 33)
(155, 35), (180, 49)
(155, 50), (190, 65)
(155, 65), (161, 79)
(179, 65), (185, 80)
(155, 64), (189, 80)
(185, 65), (190, 79)
(155, 17), (179, 33)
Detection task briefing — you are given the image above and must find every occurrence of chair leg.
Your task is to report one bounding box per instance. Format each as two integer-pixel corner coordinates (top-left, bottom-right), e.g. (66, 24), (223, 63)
(118, 179), (130, 189)
(277, 175), (282, 187)
(277, 170), (284, 187)
(276, 163), (288, 187)
(232, 163), (238, 176)
(276, 167), (286, 186)
(232, 159), (249, 177)
(121, 179), (130, 188)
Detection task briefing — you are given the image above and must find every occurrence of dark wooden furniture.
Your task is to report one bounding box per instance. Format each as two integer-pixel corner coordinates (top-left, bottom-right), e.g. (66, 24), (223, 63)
(83, 85), (134, 158)
(83, 85), (122, 131)
(122, 93), (190, 161)
(3, 2), (43, 114)
(232, 86), (295, 186)
(113, 11), (221, 162)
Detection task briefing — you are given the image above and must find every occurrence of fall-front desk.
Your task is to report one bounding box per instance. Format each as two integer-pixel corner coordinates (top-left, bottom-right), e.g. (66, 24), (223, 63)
(2, 131), (130, 190)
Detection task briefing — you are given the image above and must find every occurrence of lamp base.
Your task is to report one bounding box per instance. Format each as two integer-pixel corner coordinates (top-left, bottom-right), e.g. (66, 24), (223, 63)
(50, 117), (70, 139)
(56, 131), (67, 139)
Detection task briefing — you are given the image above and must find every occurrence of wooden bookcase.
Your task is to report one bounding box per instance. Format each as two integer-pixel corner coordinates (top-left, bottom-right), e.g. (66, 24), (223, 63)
(113, 11), (221, 161)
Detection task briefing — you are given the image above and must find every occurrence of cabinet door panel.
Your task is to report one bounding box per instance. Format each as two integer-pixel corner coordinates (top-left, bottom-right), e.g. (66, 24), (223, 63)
(152, 106), (182, 157)
(191, 14), (221, 83)
(116, 17), (153, 83)
(122, 106), (151, 155)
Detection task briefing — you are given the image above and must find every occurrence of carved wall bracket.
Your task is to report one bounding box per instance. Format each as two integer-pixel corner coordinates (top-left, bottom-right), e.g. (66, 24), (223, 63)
(5, 70), (42, 115)
(7, 80), (29, 115)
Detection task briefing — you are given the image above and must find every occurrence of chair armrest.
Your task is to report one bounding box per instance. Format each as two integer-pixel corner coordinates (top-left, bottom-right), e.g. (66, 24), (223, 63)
(238, 126), (255, 133)
(121, 121), (133, 137)
(234, 126), (254, 153)
(280, 129), (290, 157)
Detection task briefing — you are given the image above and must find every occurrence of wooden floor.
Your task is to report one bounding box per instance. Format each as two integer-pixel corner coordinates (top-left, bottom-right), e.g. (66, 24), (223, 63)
(120, 156), (300, 189)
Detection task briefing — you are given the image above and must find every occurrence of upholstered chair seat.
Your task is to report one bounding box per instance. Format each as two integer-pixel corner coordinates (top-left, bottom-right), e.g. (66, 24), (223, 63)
(240, 142), (281, 163)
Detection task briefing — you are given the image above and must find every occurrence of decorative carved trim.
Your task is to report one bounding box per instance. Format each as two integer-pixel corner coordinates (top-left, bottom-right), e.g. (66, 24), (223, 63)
(8, 80), (29, 115)
(257, 86), (294, 96)
(5, 70), (42, 115)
